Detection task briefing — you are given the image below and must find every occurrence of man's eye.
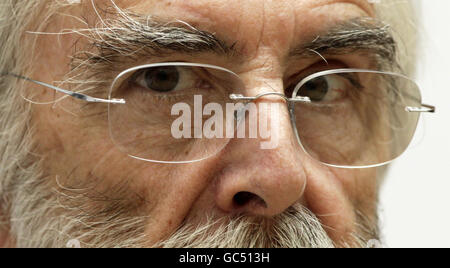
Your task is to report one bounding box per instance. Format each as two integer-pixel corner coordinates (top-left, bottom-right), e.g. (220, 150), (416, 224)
(135, 66), (182, 93)
(298, 75), (350, 103)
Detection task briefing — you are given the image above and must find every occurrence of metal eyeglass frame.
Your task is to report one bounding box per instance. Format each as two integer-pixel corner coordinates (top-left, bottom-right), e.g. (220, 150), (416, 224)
(2, 63), (436, 168)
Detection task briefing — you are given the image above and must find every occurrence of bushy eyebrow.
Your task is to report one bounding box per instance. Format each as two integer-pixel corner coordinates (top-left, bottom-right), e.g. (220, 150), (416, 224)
(291, 17), (397, 65)
(72, 14), (238, 68)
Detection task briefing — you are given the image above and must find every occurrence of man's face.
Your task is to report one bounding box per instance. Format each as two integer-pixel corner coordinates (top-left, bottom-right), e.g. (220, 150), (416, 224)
(23, 0), (386, 247)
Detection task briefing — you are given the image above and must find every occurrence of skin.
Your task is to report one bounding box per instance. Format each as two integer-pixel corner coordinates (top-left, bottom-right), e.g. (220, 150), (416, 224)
(2, 0), (381, 247)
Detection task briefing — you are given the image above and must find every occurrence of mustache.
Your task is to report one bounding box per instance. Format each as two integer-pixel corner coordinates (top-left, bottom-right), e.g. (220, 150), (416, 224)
(155, 203), (335, 248)
(156, 202), (380, 248)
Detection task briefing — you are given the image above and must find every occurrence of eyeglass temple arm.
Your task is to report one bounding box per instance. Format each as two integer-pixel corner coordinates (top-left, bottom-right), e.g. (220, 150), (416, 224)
(1, 72), (126, 104)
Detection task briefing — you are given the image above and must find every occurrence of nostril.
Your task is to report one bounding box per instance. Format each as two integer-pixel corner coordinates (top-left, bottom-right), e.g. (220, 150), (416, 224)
(233, 191), (268, 209)
(233, 192), (253, 206)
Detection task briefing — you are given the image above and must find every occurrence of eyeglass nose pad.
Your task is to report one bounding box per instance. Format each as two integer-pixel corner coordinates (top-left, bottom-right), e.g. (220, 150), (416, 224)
(230, 94), (252, 123)
(233, 105), (249, 123)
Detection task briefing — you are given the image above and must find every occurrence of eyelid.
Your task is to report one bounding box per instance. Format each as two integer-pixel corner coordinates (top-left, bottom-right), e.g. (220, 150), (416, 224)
(129, 65), (213, 94)
(335, 72), (364, 90)
(286, 60), (348, 87)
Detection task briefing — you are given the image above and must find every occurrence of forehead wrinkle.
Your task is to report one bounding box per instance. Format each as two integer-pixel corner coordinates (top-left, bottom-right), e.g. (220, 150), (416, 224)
(308, 0), (375, 16)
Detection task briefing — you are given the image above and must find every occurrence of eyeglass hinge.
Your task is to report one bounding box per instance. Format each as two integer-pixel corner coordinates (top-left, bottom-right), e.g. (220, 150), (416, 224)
(405, 105), (435, 113)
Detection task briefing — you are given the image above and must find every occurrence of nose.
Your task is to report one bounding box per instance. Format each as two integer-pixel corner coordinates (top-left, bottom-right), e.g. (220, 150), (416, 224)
(215, 94), (307, 217)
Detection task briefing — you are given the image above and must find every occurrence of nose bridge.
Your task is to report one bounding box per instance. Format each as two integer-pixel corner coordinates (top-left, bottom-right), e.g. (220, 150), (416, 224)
(253, 92), (288, 101)
(243, 73), (285, 95)
(231, 90), (294, 148)
(229, 75), (299, 155)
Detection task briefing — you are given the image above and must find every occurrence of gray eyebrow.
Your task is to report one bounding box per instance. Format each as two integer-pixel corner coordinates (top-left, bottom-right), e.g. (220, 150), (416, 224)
(290, 17), (397, 65)
(75, 15), (239, 67)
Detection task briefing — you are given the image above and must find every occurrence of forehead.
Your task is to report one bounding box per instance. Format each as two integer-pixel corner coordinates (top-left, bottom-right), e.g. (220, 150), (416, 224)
(84, 0), (373, 56)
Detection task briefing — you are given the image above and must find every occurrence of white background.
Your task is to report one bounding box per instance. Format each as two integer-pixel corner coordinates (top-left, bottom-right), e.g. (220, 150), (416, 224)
(380, 0), (450, 248)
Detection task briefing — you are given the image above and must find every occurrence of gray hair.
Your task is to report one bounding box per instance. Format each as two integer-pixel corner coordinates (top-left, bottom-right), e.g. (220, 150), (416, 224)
(0, 0), (417, 247)
(0, 0), (45, 244)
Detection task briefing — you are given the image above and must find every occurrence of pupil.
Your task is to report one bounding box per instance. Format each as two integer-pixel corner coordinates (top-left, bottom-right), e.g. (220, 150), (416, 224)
(301, 77), (329, 102)
(145, 66), (180, 92)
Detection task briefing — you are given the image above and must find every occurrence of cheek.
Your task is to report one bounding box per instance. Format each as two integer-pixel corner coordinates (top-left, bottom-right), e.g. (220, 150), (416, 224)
(32, 101), (139, 188)
(303, 159), (378, 243)
(34, 108), (182, 225)
(330, 167), (379, 227)
(332, 168), (378, 202)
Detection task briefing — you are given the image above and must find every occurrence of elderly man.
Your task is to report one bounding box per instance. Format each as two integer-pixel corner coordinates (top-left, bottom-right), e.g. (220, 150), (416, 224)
(0, 0), (434, 248)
